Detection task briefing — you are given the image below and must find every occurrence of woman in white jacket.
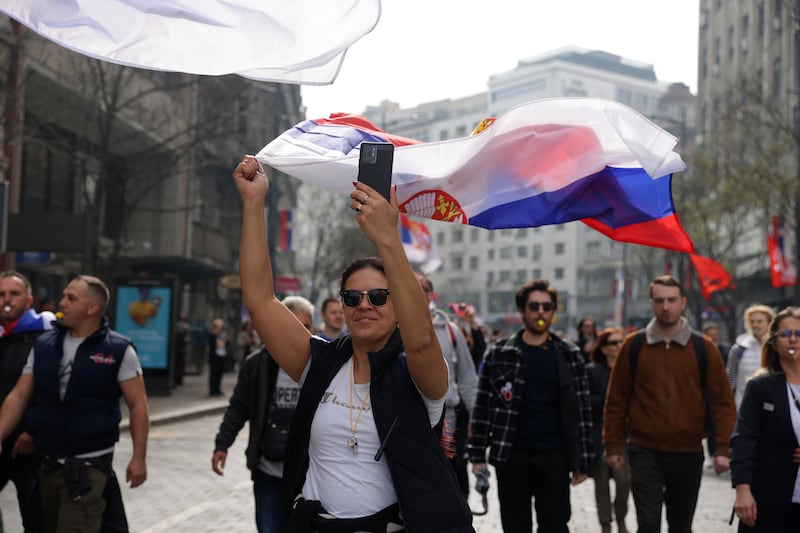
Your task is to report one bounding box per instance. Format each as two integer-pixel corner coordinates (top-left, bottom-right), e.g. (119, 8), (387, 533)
(727, 304), (775, 407)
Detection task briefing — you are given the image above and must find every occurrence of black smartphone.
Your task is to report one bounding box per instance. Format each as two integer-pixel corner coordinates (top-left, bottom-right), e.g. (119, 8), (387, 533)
(357, 142), (394, 202)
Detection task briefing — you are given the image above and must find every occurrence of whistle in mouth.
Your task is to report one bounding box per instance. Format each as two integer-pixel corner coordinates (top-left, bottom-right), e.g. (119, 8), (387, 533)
(537, 319), (545, 327)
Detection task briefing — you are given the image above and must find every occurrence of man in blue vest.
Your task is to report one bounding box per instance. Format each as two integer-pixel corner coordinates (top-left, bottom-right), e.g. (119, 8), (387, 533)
(0, 275), (150, 532)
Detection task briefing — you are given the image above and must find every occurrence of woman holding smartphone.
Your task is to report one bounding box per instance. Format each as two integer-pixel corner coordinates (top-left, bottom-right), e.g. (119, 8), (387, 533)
(232, 155), (473, 533)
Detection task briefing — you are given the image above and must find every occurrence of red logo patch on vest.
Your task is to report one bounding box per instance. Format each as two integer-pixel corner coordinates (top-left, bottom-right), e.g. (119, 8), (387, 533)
(89, 353), (116, 365)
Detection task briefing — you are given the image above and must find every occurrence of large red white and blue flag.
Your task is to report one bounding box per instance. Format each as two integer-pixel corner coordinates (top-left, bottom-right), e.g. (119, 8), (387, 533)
(258, 98), (695, 253)
(0, 0), (380, 85)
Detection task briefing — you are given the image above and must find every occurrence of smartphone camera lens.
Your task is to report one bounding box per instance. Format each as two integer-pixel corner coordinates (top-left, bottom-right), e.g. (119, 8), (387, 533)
(363, 144), (377, 164)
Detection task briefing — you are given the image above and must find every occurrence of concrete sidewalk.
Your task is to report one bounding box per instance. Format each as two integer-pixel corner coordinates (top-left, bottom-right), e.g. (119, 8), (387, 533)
(121, 367), (238, 430)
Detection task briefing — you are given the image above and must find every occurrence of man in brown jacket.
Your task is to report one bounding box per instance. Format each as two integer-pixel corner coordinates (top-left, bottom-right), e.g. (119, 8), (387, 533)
(603, 275), (736, 533)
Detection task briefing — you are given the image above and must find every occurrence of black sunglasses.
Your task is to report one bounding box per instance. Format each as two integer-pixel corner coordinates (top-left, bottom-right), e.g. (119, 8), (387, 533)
(339, 289), (391, 308)
(603, 339), (623, 346)
(527, 301), (555, 312)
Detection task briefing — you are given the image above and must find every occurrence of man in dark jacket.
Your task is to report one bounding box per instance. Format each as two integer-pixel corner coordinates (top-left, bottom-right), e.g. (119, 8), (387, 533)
(468, 278), (593, 533)
(0, 271), (55, 532)
(212, 296), (314, 533)
(0, 275), (149, 533)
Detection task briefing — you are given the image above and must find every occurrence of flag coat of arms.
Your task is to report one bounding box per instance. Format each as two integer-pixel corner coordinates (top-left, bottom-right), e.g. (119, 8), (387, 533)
(258, 98), (694, 253)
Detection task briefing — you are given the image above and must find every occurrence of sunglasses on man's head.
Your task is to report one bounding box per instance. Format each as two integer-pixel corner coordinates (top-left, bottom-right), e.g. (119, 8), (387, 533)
(339, 289), (391, 308)
(526, 301), (555, 312)
(777, 329), (800, 339)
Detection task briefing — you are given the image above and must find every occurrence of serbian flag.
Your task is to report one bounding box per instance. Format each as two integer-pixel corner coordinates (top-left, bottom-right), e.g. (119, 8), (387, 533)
(768, 215), (796, 287)
(278, 209), (294, 252)
(399, 213), (441, 273)
(0, 0), (380, 85)
(689, 254), (735, 300)
(258, 98), (694, 253)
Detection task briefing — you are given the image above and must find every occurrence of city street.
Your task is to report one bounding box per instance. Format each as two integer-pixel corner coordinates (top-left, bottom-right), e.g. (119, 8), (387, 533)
(1, 413), (739, 532)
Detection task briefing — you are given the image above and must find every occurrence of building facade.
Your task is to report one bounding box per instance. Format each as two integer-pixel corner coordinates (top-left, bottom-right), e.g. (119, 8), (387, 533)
(0, 17), (301, 377)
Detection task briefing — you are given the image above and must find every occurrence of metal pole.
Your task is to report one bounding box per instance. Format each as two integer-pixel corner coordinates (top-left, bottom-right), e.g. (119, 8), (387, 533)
(794, 0), (800, 304)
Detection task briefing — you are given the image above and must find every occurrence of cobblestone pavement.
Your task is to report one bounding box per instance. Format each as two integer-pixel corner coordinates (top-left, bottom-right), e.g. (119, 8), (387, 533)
(0, 414), (738, 532)
(0, 368), (739, 531)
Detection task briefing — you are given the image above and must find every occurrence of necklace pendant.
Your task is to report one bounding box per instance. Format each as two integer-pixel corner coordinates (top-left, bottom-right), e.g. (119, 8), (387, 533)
(347, 435), (358, 453)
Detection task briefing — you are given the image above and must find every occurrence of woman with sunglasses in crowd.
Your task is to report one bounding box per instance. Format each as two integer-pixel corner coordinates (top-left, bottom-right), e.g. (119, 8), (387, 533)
(587, 328), (630, 533)
(730, 307), (800, 532)
(232, 156), (473, 533)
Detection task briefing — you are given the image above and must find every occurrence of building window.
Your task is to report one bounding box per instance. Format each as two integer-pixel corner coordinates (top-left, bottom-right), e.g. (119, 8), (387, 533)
(500, 247), (512, 259)
(452, 256), (463, 271)
(773, 57), (782, 102)
(469, 256), (479, 270)
(471, 228), (479, 242)
(532, 244), (542, 260)
(488, 249), (495, 260)
(439, 129), (449, 141)
(516, 228), (528, 238)
(554, 267), (565, 280)
(517, 246), (528, 258)
(728, 25), (734, 60)
(586, 241), (600, 261)
(487, 271), (495, 285)
(499, 270), (511, 283)
(437, 231), (445, 245)
(452, 229), (463, 243)
(515, 269), (527, 283)
(555, 242), (565, 255)
(555, 224), (565, 231)
(456, 125), (467, 137)
(532, 268), (541, 279)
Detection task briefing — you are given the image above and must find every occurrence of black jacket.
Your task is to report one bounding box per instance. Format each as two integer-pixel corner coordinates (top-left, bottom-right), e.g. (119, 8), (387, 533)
(0, 329), (43, 446)
(281, 330), (474, 533)
(730, 372), (800, 532)
(586, 361), (611, 461)
(214, 347), (279, 477)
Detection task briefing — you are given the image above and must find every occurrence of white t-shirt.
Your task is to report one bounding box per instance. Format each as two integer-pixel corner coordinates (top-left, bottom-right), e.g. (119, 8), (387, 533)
(302, 358), (445, 518)
(23, 334), (143, 458)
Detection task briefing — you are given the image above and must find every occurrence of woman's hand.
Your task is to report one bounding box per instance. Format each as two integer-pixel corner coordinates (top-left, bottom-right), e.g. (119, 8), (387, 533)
(734, 484), (757, 527)
(350, 182), (399, 248)
(232, 155), (269, 200)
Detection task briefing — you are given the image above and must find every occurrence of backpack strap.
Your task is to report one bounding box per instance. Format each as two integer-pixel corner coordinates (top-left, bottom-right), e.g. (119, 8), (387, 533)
(690, 331), (707, 386)
(628, 329), (646, 381)
(446, 322), (457, 349)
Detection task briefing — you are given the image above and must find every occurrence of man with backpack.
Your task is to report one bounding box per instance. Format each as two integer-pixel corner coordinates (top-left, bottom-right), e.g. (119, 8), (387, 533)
(603, 275), (736, 533)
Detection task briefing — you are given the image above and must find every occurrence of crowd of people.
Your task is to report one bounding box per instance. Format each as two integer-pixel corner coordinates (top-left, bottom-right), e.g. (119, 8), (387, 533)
(0, 154), (798, 533)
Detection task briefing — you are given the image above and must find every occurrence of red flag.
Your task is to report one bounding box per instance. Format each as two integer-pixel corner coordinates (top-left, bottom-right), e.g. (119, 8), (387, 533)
(279, 209), (293, 252)
(689, 254), (735, 300)
(768, 216), (796, 287)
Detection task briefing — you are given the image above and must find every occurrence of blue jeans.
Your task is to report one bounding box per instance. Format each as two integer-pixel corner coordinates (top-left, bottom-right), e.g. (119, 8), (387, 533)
(253, 470), (282, 533)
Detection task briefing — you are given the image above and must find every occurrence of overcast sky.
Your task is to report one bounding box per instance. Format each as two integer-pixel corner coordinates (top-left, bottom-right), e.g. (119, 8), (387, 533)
(301, 0), (699, 120)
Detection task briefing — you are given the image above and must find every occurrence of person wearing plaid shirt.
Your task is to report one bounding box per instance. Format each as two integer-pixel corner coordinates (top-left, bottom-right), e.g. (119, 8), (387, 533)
(468, 279), (593, 533)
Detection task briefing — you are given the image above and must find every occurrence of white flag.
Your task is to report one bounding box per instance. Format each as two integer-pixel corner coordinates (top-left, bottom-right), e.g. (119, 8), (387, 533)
(0, 0), (381, 85)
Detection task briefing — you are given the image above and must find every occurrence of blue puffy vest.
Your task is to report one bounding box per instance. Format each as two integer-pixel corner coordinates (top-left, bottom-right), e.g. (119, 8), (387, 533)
(25, 318), (130, 458)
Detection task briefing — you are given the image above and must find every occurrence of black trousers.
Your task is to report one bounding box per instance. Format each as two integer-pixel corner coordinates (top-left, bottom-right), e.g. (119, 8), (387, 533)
(628, 444), (703, 533)
(496, 449), (570, 533)
(208, 354), (225, 395)
(0, 436), (41, 532)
